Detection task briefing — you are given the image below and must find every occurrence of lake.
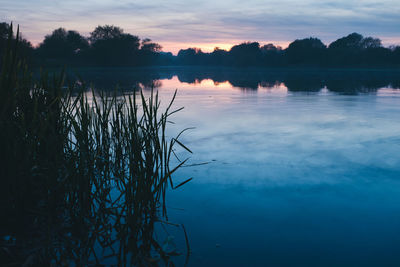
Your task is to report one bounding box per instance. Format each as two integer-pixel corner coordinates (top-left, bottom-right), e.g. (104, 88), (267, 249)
(80, 67), (400, 266)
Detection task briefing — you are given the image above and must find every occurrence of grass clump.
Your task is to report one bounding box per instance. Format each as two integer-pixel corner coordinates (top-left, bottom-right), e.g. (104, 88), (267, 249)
(0, 24), (191, 266)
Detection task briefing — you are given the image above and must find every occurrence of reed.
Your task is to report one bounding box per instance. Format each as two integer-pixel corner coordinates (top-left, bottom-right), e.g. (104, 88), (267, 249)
(0, 24), (191, 266)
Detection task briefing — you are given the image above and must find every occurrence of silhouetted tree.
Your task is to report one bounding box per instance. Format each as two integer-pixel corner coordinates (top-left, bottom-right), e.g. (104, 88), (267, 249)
(329, 33), (363, 50)
(329, 33), (381, 50)
(361, 37), (382, 49)
(89, 25), (124, 42)
(5, 21), (399, 68)
(261, 43), (282, 52)
(260, 44), (284, 66)
(285, 37), (326, 65)
(36, 28), (89, 63)
(140, 38), (162, 52)
(209, 47), (229, 65)
(229, 42), (262, 66)
(177, 48), (208, 65)
(138, 38), (163, 65)
(88, 25), (140, 66)
(393, 46), (400, 65)
(327, 33), (388, 66)
(157, 52), (176, 65)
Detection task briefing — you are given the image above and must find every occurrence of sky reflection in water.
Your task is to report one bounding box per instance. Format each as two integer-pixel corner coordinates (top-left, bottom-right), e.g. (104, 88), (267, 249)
(141, 75), (400, 266)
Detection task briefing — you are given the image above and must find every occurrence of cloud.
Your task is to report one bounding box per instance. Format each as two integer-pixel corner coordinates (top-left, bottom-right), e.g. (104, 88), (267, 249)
(1, 0), (399, 52)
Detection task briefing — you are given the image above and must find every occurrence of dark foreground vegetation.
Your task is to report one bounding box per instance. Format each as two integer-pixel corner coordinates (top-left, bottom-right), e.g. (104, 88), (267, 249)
(1, 22), (400, 68)
(0, 24), (191, 266)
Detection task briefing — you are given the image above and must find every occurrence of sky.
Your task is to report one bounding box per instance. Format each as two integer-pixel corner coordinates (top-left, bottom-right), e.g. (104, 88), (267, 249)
(1, 0), (400, 54)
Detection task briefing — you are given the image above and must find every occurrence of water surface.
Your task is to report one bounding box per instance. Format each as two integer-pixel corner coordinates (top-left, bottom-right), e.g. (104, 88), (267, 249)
(92, 68), (400, 266)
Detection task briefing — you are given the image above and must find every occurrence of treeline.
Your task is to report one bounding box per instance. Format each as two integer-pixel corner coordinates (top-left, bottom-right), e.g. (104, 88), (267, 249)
(0, 23), (172, 67)
(1, 22), (400, 67)
(177, 35), (400, 67)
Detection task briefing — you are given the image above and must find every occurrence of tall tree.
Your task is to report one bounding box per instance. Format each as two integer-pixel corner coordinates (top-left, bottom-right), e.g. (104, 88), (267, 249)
(89, 25), (140, 66)
(328, 33), (385, 65)
(140, 38), (162, 52)
(89, 25), (124, 43)
(229, 42), (262, 66)
(285, 38), (326, 65)
(37, 28), (88, 59)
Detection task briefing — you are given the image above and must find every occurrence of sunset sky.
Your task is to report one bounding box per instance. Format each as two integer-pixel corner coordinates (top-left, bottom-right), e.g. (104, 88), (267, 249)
(1, 0), (400, 54)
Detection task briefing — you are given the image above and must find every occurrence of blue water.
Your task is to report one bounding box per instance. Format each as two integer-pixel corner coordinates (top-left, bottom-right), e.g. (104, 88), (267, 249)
(140, 76), (400, 266)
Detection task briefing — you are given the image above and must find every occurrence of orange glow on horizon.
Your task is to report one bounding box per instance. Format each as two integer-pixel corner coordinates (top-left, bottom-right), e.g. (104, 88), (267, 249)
(160, 41), (291, 55)
(27, 39), (291, 54)
(27, 34), (400, 55)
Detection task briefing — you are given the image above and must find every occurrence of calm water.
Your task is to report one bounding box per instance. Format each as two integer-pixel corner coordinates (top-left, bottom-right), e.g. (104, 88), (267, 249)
(90, 68), (400, 266)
